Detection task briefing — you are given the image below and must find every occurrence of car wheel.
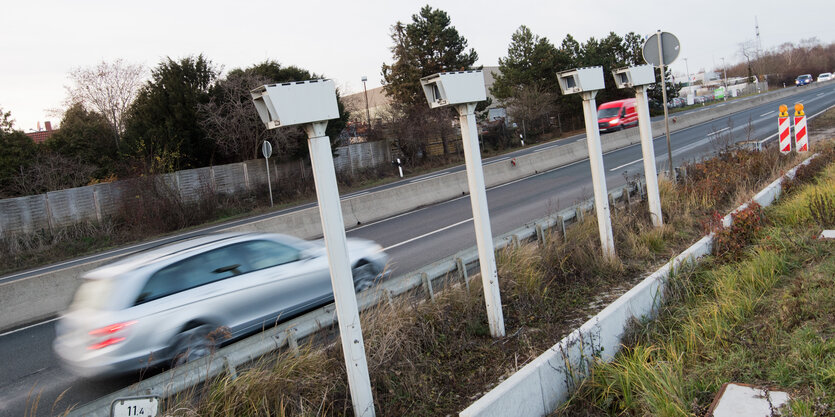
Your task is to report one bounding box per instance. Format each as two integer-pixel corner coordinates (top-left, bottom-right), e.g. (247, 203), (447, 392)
(352, 261), (379, 292)
(171, 324), (218, 367)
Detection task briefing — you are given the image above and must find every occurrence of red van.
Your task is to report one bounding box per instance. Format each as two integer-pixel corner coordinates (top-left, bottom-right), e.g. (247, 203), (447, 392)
(597, 98), (638, 132)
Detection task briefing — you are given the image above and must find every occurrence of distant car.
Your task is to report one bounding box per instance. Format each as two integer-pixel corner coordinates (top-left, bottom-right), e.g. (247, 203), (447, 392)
(796, 74), (813, 86)
(597, 98), (638, 132)
(669, 97), (685, 108)
(818, 72), (833, 82)
(53, 233), (389, 377)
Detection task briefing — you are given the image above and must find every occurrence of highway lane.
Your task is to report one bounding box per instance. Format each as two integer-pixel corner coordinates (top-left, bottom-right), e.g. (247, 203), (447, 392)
(2, 84), (834, 416)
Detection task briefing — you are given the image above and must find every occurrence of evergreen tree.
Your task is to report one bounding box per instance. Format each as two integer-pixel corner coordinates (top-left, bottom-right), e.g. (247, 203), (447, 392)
(381, 5), (479, 107)
(122, 55), (219, 172)
(490, 26), (565, 101)
(0, 107), (38, 196)
(46, 103), (118, 179)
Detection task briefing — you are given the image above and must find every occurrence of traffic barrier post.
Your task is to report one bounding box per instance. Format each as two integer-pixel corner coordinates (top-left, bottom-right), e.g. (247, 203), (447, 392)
(794, 103), (808, 152)
(778, 104), (791, 154)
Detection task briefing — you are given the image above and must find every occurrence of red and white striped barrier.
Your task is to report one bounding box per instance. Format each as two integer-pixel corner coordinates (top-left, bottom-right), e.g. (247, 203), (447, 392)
(794, 103), (808, 153)
(778, 104), (791, 154)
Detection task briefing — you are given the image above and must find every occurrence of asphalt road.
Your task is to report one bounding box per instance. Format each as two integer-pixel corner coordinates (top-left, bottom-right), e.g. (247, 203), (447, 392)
(2, 83), (834, 416)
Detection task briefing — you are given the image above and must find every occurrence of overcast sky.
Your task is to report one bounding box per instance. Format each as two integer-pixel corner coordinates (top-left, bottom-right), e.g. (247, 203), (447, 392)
(2, 0), (833, 132)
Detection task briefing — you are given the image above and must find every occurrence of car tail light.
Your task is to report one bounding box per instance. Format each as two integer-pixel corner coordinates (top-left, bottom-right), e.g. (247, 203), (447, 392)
(88, 321), (137, 350)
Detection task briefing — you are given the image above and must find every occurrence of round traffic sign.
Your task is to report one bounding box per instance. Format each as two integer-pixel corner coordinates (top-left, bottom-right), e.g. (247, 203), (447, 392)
(262, 140), (273, 158)
(643, 31), (680, 67)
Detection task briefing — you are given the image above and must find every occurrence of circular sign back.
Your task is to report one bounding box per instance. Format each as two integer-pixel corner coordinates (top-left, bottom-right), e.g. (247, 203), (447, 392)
(643, 32), (680, 67)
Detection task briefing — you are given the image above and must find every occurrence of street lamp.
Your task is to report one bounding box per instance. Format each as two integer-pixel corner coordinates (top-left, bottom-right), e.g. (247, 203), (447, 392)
(612, 64), (663, 228)
(251, 79), (376, 417)
(684, 57), (694, 105)
(721, 57), (728, 101)
(361, 75), (371, 129)
(557, 66), (616, 261)
(420, 70), (506, 338)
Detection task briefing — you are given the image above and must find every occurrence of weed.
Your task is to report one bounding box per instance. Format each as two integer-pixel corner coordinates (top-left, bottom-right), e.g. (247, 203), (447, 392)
(713, 202), (766, 262)
(808, 191), (835, 228)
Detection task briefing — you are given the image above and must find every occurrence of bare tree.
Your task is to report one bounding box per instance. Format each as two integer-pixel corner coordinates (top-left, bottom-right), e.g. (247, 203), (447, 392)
(10, 152), (96, 195)
(197, 72), (302, 162)
(65, 59), (145, 145)
(504, 83), (557, 139)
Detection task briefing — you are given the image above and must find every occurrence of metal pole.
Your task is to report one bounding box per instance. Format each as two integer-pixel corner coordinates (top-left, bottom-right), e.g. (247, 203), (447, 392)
(634, 86), (663, 227)
(721, 57), (728, 100)
(362, 79), (371, 128)
(456, 102), (506, 338)
(265, 156), (273, 207)
(684, 57), (693, 104)
(304, 121), (375, 417)
(657, 30), (674, 178)
(580, 92), (616, 260)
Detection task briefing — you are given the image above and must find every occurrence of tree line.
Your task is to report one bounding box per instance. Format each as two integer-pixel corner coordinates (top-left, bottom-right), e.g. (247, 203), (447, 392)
(2, 5), (831, 198)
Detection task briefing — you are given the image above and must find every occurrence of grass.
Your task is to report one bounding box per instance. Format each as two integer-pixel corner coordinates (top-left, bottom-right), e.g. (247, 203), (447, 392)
(555, 156), (835, 416)
(148, 139), (835, 417)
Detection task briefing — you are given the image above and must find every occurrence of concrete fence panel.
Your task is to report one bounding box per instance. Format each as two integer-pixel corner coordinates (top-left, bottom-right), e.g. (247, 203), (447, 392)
(46, 186), (98, 228)
(0, 195), (49, 235)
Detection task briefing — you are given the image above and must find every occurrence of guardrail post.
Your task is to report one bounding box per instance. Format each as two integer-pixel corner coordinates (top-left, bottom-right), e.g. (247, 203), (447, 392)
(535, 224), (545, 246)
(383, 288), (394, 306)
(608, 192), (615, 207)
(575, 206), (584, 222)
(512, 234), (520, 248)
(559, 215), (567, 241)
(223, 356), (238, 380)
(456, 257), (470, 292)
(421, 272), (435, 302)
(286, 328), (299, 357)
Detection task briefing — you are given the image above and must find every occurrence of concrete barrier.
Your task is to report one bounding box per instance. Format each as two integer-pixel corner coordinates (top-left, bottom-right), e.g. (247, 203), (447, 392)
(0, 85), (821, 333)
(459, 155), (816, 417)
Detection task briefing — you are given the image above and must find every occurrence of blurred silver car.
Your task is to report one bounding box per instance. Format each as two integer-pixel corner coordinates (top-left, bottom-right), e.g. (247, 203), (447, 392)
(53, 233), (388, 377)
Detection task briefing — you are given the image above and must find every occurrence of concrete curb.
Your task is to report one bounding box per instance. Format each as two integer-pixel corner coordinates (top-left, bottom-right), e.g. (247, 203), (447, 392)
(458, 154), (817, 417)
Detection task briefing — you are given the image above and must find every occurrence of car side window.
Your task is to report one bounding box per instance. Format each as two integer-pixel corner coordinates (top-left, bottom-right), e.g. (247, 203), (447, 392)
(239, 240), (301, 270)
(135, 244), (251, 305)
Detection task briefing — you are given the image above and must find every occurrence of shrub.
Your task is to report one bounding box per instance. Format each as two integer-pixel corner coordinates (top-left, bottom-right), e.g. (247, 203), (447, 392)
(712, 202), (766, 262)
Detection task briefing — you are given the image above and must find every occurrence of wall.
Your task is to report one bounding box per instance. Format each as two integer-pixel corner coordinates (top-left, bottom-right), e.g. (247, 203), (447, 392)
(0, 140), (389, 238)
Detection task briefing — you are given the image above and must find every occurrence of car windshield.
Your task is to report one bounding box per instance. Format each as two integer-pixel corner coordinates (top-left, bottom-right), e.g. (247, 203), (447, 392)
(799, 75), (811, 80)
(597, 108), (620, 119)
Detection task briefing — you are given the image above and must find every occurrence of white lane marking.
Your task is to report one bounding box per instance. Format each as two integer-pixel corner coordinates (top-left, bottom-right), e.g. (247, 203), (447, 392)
(817, 92), (825, 97)
(0, 317), (59, 338)
(493, 157), (511, 162)
(609, 158), (643, 172)
(759, 111), (774, 117)
(716, 104), (726, 107)
(409, 172), (447, 183)
(382, 218), (473, 251)
(576, 138), (585, 142)
(341, 191), (369, 200)
(708, 127), (730, 136)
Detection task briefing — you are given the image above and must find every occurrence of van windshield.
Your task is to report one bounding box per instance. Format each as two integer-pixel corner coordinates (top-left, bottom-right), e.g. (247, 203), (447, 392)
(597, 108), (620, 119)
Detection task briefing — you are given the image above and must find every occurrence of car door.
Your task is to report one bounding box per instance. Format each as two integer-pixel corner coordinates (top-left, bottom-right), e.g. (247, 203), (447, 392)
(230, 239), (333, 334)
(128, 245), (251, 352)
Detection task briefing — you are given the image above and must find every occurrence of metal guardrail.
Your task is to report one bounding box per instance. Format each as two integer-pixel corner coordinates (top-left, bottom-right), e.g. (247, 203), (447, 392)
(68, 179), (645, 416)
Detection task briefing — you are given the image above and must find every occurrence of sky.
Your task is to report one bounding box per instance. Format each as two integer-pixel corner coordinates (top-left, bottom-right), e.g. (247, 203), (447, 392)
(2, 0), (834, 132)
